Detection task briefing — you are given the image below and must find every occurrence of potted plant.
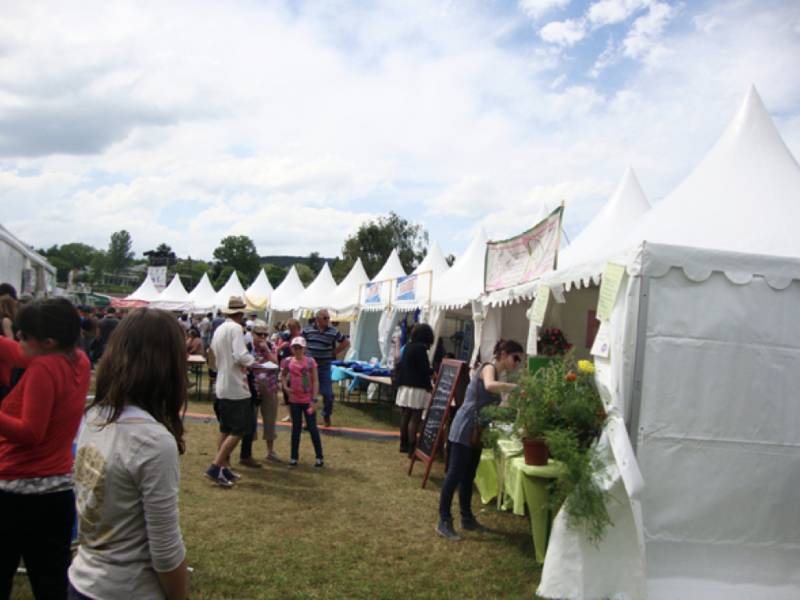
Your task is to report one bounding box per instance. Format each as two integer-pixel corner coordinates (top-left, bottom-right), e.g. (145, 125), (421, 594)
(509, 354), (612, 544)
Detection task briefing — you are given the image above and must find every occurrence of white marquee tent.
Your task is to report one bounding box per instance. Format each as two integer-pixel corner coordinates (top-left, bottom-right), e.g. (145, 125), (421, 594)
(267, 266), (306, 327)
(150, 274), (192, 312)
(328, 258), (369, 320)
(539, 86), (800, 600)
(187, 273), (217, 314)
(214, 271), (247, 311)
(245, 269), (273, 311)
(295, 262), (338, 314)
(124, 275), (161, 304)
(0, 224), (56, 296)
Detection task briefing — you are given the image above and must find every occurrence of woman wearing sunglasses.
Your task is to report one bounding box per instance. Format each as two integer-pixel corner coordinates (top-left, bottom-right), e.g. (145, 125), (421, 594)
(436, 338), (523, 542)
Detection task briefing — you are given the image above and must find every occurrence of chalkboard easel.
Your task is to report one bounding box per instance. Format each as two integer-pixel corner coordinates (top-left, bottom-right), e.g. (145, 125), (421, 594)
(408, 358), (469, 488)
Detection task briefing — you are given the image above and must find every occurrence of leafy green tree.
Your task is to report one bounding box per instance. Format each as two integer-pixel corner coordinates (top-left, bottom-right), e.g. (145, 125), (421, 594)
(107, 230), (134, 271)
(263, 263), (288, 288)
(89, 252), (108, 284)
(340, 212), (428, 278)
(330, 258), (350, 284)
(294, 263), (315, 286)
(213, 265), (235, 290)
(213, 235), (261, 282)
(144, 243), (177, 267)
(307, 251), (323, 274)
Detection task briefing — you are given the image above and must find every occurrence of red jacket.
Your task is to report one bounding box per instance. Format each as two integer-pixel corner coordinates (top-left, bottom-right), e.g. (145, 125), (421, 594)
(0, 341), (90, 480)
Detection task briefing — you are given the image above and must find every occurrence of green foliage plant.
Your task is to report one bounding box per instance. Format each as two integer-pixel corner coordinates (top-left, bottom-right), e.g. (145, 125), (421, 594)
(507, 353), (611, 544)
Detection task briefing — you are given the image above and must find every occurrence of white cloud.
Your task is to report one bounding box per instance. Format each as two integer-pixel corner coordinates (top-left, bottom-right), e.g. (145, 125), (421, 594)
(0, 0), (798, 265)
(623, 1), (678, 60)
(588, 0), (649, 26)
(540, 18), (587, 46)
(519, 0), (571, 21)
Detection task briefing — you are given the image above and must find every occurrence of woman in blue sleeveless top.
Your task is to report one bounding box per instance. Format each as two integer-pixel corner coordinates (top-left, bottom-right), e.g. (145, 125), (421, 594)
(436, 339), (523, 541)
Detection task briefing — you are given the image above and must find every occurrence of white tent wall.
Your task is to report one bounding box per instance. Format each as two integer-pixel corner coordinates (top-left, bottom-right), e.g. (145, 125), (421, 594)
(629, 248), (800, 599)
(350, 310), (382, 362)
(0, 226), (56, 296)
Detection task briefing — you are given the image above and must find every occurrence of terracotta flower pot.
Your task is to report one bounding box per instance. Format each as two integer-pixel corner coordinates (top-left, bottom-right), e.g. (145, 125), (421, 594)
(522, 437), (549, 466)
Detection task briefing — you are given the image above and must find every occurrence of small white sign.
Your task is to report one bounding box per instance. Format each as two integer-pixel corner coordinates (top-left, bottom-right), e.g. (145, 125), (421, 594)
(591, 321), (611, 358)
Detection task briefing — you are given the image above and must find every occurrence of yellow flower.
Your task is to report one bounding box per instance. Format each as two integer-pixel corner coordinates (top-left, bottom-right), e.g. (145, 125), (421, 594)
(577, 360), (595, 374)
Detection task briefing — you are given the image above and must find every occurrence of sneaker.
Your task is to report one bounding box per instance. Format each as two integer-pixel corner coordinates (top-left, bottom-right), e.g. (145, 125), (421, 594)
(436, 519), (463, 542)
(204, 465), (234, 488)
(222, 467), (241, 481)
(266, 452), (283, 464)
(288, 459), (298, 468)
(461, 517), (488, 533)
(239, 457), (262, 469)
(314, 458), (324, 468)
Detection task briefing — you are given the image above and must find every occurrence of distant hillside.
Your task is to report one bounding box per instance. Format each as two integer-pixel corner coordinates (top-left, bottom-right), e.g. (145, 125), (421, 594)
(260, 255), (336, 268)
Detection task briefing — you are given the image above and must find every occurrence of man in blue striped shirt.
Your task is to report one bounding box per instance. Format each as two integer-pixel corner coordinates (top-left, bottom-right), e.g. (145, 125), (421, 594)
(302, 309), (349, 427)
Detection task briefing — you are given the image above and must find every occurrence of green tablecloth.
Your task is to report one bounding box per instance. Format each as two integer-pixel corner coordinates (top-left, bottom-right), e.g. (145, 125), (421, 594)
(473, 440), (564, 564)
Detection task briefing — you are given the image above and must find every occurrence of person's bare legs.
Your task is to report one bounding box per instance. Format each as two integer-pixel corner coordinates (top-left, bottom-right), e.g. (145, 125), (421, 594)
(213, 435), (242, 467)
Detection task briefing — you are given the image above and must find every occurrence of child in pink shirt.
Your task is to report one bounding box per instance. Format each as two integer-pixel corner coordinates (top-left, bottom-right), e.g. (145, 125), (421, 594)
(280, 337), (323, 467)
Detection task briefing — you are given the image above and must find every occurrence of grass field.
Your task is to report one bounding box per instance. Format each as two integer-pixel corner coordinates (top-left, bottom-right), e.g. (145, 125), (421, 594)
(11, 380), (544, 599)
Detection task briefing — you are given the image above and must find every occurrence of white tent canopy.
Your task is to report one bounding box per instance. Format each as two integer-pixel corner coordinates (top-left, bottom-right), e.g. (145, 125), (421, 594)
(413, 241), (450, 277)
(552, 166), (651, 290)
(187, 273), (217, 314)
(0, 223), (56, 296)
(295, 262), (338, 312)
(214, 271), (247, 310)
(329, 258), (369, 318)
(539, 86), (800, 600)
(150, 274), (192, 312)
(431, 229), (488, 310)
(359, 249), (407, 311)
(628, 85), (800, 258)
(245, 269), (273, 311)
(269, 266), (306, 312)
(126, 275), (161, 303)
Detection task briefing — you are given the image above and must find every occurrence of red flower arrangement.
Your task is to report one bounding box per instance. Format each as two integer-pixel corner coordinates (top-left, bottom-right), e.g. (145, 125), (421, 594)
(538, 328), (572, 356)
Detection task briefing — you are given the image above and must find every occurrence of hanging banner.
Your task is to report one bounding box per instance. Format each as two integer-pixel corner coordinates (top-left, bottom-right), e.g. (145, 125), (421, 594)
(147, 266), (168, 291)
(484, 206), (564, 293)
(528, 284), (551, 327)
(395, 274), (418, 303)
(364, 282), (382, 304)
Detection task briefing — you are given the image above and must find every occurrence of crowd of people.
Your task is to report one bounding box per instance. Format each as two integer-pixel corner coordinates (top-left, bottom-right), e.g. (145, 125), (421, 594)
(0, 279), (523, 598)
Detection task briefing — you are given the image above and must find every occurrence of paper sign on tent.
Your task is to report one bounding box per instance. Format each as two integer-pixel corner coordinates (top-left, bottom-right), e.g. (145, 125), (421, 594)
(529, 284), (550, 327)
(590, 321), (610, 358)
(596, 262), (625, 321)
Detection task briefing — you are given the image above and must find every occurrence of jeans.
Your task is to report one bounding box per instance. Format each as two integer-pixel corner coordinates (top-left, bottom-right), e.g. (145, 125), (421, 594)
(290, 403), (323, 461)
(0, 489), (75, 600)
(438, 442), (482, 522)
(317, 363), (334, 418)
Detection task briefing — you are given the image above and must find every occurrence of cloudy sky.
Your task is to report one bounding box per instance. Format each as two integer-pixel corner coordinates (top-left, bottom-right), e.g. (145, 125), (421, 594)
(1, 0), (799, 263)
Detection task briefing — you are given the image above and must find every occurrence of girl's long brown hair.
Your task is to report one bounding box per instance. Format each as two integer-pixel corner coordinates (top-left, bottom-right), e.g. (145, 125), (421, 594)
(91, 308), (187, 454)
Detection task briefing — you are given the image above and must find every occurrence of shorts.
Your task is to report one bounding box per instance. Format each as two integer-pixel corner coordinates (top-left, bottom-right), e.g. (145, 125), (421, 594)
(216, 398), (253, 436)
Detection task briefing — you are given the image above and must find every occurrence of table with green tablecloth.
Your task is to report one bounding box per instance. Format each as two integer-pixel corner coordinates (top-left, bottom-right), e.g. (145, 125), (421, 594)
(474, 442), (563, 564)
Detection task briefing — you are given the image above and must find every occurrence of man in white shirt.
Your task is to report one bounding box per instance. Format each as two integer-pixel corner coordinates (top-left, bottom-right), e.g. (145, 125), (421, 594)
(204, 296), (254, 488)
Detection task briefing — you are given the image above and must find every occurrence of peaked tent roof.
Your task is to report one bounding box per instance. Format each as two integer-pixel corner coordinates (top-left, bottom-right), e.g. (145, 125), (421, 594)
(214, 271), (247, 310)
(245, 269), (273, 311)
(188, 273), (217, 313)
(628, 85), (800, 259)
(432, 229), (488, 309)
(413, 241), (451, 278)
(543, 167), (650, 291)
(126, 275), (161, 302)
(151, 274), (192, 311)
(371, 249), (407, 282)
(329, 258), (369, 315)
(359, 249), (407, 311)
(269, 266), (306, 312)
(296, 263), (339, 311)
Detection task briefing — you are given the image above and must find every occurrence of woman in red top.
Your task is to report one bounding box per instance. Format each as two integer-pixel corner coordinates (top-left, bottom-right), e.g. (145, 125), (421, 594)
(0, 298), (91, 600)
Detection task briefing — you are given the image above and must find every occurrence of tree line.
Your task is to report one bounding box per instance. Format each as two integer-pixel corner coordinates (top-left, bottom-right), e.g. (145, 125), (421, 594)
(40, 212), (447, 292)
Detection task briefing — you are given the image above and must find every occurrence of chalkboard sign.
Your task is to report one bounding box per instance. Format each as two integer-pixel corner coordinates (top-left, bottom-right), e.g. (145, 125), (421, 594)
(408, 358), (469, 488)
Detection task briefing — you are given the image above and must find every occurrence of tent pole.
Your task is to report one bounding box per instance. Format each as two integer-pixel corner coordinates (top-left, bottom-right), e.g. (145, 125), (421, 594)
(627, 273), (651, 454)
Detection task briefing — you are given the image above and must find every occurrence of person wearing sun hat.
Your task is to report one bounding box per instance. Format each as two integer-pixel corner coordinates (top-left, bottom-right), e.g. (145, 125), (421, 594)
(204, 296), (255, 487)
